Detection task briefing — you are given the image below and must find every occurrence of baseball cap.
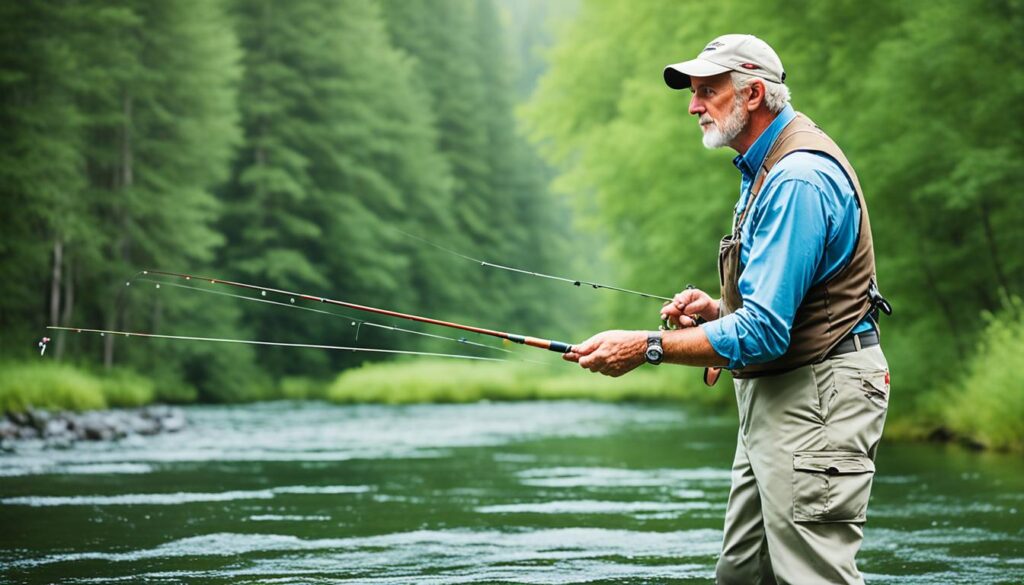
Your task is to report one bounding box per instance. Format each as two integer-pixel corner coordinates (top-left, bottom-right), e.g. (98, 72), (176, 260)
(663, 34), (786, 90)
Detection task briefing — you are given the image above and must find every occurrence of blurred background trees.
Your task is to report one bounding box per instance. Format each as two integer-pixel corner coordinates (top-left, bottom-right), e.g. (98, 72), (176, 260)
(524, 0), (1024, 430)
(1, 0), (1021, 442)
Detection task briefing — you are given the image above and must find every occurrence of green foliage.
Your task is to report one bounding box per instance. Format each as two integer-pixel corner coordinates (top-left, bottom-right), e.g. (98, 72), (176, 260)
(524, 0), (1024, 444)
(0, 361), (168, 412)
(279, 377), (329, 401)
(6, 0), (1019, 457)
(100, 368), (155, 407)
(0, 362), (107, 413)
(942, 298), (1024, 451)
(326, 359), (729, 406)
(0, 0), (578, 396)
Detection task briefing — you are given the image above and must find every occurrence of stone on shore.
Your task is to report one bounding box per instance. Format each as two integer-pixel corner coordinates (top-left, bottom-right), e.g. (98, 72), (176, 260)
(3, 406), (187, 447)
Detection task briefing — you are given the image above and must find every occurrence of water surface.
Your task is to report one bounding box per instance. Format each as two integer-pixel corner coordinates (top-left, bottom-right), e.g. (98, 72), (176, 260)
(1, 401), (1021, 583)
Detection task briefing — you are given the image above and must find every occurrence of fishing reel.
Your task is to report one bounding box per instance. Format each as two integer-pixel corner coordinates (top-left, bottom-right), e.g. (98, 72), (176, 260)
(659, 285), (706, 331)
(658, 285), (722, 387)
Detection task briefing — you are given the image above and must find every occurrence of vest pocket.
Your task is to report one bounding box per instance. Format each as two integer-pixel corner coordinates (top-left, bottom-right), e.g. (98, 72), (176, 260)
(792, 450), (875, 523)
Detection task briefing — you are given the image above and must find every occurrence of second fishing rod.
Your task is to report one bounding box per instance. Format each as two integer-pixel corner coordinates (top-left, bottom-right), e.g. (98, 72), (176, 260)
(141, 270), (575, 354)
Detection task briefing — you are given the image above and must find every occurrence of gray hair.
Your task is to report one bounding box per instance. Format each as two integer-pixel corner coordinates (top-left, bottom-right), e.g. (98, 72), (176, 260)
(730, 71), (791, 114)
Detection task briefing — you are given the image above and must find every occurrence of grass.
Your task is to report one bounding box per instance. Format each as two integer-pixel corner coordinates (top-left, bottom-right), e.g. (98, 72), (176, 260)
(940, 298), (1024, 451)
(326, 358), (732, 407)
(0, 362), (157, 413)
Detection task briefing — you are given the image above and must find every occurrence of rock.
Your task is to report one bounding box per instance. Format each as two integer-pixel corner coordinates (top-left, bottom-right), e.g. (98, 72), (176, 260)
(7, 411), (29, 426)
(26, 408), (51, 431)
(129, 416), (160, 436)
(160, 411), (186, 433)
(80, 413), (113, 441)
(43, 418), (70, 438)
(3, 405), (186, 445)
(143, 405), (172, 420)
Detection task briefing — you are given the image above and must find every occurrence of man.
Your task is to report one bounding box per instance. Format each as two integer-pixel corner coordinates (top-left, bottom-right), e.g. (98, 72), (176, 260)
(563, 34), (890, 584)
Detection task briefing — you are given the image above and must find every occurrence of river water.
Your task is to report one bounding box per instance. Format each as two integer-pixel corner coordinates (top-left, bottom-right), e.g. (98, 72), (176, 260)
(1, 401), (1022, 584)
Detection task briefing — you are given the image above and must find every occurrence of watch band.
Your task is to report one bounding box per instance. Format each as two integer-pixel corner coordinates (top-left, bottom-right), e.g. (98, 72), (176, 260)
(645, 332), (664, 365)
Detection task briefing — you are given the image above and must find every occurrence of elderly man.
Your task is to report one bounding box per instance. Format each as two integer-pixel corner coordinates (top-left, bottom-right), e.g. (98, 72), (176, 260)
(563, 34), (890, 584)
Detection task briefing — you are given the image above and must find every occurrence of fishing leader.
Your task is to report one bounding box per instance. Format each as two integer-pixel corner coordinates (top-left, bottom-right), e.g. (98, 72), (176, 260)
(563, 34), (891, 585)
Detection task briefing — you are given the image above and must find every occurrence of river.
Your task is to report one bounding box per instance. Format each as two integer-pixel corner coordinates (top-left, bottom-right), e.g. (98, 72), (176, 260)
(1, 401), (1022, 584)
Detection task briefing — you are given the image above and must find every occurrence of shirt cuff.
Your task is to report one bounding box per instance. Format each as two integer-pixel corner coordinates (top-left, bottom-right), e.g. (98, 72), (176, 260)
(700, 318), (742, 371)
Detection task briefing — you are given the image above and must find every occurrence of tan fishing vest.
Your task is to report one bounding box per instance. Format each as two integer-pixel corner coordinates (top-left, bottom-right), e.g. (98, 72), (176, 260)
(719, 113), (877, 378)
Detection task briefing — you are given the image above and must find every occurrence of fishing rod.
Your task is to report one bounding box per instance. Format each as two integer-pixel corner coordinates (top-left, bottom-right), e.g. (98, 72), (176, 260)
(396, 231), (721, 384)
(138, 270), (575, 354)
(131, 276), (518, 357)
(396, 230), (674, 302)
(398, 230), (706, 330)
(46, 327), (508, 362)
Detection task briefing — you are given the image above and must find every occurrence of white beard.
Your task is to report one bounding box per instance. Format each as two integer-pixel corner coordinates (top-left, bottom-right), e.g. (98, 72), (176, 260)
(701, 101), (748, 149)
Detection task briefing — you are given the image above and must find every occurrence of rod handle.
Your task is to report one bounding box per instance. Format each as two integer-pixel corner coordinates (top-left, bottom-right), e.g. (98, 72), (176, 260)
(508, 335), (573, 354)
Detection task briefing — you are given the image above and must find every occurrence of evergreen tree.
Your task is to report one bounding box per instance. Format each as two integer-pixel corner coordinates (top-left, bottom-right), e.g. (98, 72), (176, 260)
(224, 0), (460, 376)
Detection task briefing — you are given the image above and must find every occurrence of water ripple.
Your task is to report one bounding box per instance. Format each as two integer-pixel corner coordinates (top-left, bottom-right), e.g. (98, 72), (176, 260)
(1, 484), (371, 507)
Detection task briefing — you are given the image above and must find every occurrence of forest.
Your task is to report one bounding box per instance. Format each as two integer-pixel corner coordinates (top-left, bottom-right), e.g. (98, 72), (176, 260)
(2, 0), (1022, 449)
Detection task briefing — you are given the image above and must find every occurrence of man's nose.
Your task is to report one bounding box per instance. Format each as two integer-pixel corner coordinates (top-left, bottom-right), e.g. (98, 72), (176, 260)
(688, 94), (704, 116)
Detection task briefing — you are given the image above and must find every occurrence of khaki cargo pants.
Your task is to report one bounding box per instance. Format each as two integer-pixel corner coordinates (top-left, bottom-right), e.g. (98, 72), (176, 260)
(715, 346), (889, 585)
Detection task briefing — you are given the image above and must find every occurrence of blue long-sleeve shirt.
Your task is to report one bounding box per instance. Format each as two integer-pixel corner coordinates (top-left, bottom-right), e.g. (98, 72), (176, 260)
(700, 105), (872, 370)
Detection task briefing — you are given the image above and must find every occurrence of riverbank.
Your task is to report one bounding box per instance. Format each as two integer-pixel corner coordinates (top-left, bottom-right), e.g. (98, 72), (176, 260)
(3, 353), (1021, 452)
(0, 405), (186, 449)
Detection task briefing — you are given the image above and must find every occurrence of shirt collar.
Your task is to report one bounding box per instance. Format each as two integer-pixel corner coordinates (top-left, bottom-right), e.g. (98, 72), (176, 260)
(732, 104), (796, 181)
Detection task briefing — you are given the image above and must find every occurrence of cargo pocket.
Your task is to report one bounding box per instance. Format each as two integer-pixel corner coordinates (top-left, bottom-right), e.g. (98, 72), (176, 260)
(793, 451), (875, 523)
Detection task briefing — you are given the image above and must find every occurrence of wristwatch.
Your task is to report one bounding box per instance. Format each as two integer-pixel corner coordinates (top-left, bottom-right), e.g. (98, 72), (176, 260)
(645, 332), (664, 365)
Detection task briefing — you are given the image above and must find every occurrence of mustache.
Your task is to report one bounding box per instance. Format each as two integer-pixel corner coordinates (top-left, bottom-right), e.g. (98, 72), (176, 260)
(699, 115), (715, 126)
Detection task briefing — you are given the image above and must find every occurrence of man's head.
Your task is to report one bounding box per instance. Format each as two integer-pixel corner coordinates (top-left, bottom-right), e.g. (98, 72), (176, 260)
(663, 35), (791, 152)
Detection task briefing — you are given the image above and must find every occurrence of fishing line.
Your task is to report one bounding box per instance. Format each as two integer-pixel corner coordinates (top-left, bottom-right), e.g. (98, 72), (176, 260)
(47, 326), (510, 362)
(131, 276), (518, 356)
(395, 229), (673, 302)
(134, 270), (575, 354)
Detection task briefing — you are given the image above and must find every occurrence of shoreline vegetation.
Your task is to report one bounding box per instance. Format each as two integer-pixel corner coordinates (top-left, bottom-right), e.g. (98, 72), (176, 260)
(4, 302), (1023, 453)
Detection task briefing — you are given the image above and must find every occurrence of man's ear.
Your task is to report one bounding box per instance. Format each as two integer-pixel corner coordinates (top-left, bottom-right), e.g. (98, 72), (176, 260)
(745, 79), (766, 112)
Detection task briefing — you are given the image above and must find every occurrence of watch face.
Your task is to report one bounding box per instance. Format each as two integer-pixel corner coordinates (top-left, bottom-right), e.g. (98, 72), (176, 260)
(645, 347), (663, 363)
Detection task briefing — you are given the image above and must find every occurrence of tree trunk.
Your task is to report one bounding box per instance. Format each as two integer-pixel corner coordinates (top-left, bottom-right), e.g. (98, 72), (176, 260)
(916, 238), (966, 361)
(978, 201), (1012, 305)
(49, 238), (62, 327)
(106, 92), (135, 370)
(55, 257), (75, 360)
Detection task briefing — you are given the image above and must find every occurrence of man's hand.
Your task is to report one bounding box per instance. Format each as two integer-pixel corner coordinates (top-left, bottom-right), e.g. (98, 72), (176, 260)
(562, 330), (647, 377)
(660, 287), (719, 328)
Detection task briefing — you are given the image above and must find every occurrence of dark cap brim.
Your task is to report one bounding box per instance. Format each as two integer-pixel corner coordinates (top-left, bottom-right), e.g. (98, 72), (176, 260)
(663, 59), (731, 89)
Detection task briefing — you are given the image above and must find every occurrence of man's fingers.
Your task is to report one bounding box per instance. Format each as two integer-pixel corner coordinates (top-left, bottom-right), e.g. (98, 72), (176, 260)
(562, 351), (580, 363)
(574, 337), (602, 356)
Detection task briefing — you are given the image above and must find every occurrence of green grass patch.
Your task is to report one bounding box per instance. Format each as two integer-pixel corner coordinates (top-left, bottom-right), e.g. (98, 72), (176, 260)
(101, 369), (156, 407)
(326, 359), (731, 406)
(941, 298), (1024, 451)
(279, 376), (330, 400)
(0, 361), (163, 413)
(0, 361), (107, 412)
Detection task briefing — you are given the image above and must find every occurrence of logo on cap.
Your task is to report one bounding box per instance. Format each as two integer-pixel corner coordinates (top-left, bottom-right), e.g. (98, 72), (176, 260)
(740, 63), (760, 70)
(702, 41), (725, 52)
